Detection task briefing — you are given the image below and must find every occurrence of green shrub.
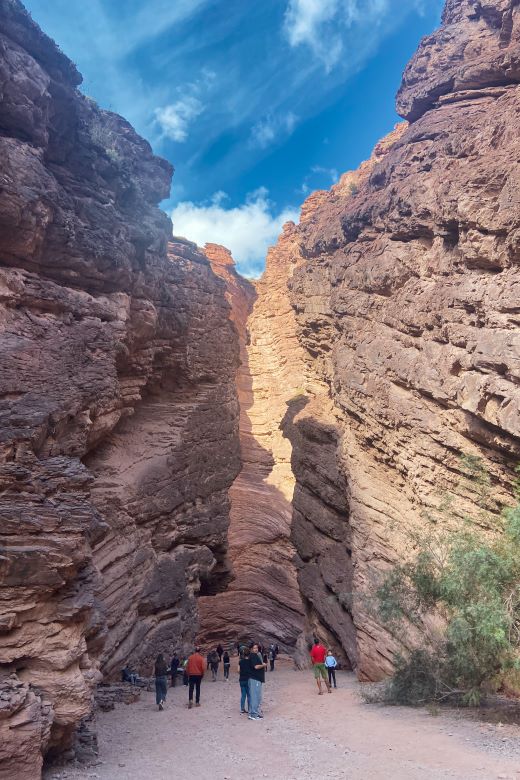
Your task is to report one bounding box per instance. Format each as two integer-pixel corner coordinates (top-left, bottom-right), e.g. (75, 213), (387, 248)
(376, 460), (520, 706)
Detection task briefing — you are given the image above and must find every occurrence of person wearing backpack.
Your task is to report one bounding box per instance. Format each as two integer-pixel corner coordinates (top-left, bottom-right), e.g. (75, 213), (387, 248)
(325, 650), (338, 688)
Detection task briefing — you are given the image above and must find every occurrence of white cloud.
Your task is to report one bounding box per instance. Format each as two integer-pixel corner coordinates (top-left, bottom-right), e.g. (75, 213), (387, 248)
(154, 96), (204, 142)
(250, 112), (298, 149)
(171, 189), (299, 277)
(284, 0), (389, 69)
(300, 165), (339, 194)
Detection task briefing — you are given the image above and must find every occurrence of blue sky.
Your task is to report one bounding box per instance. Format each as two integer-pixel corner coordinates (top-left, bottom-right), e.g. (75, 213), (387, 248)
(25, 0), (443, 276)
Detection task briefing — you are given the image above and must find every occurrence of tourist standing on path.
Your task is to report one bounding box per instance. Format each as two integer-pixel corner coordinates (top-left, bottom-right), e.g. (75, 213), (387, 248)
(325, 651), (338, 688)
(238, 647), (251, 713)
(209, 648), (220, 681)
(310, 639), (331, 695)
(186, 647), (205, 708)
(217, 643), (224, 661)
(268, 646), (276, 672)
(248, 642), (266, 720)
(223, 650), (231, 679)
(154, 654), (169, 711)
(170, 653), (179, 687)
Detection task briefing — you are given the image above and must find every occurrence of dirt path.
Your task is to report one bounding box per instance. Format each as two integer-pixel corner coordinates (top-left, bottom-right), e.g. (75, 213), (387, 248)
(46, 661), (520, 780)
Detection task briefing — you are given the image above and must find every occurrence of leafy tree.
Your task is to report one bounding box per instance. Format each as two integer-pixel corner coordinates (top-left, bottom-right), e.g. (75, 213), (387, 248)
(376, 460), (520, 706)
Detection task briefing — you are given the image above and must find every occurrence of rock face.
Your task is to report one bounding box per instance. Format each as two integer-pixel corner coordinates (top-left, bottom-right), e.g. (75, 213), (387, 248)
(0, 2), (239, 776)
(285, 0), (520, 680)
(198, 241), (306, 651)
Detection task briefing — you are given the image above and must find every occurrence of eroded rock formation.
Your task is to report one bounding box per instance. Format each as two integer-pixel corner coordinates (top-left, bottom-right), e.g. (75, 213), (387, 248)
(284, 0), (520, 680)
(198, 241), (306, 651)
(0, 2), (239, 776)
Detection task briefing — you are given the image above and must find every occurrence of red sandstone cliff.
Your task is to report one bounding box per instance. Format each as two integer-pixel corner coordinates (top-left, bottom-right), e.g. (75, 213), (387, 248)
(198, 242), (306, 651)
(0, 3), (239, 776)
(284, 0), (520, 680)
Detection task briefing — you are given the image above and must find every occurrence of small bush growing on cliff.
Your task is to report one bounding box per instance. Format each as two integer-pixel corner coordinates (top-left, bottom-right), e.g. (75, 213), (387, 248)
(375, 461), (520, 706)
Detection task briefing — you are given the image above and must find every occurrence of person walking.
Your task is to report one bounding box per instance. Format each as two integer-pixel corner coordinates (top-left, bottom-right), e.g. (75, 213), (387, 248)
(154, 653), (169, 711)
(248, 642), (266, 720)
(170, 652), (180, 687)
(310, 638), (331, 695)
(325, 651), (338, 688)
(223, 650), (231, 680)
(268, 646), (275, 672)
(238, 647), (251, 713)
(216, 643), (224, 661)
(186, 646), (205, 708)
(209, 648), (220, 681)
(206, 650), (212, 671)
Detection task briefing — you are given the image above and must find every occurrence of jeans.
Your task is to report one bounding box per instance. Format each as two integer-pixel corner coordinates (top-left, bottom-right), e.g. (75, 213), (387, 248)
(211, 663), (219, 681)
(240, 680), (250, 711)
(248, 678), (263, 716)
(223, 663), (230, 679)
(327, 668), (337, 688)
(155, 676), (167, 705)
(188, 675), (202, 703)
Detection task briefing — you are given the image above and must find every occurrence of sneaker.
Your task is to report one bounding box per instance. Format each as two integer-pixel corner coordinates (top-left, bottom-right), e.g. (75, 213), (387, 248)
(240, 709), (247, 714)
(256, 713), (264, 718)
(248, 714), (259, 721)
(188, 701), (193, 709)
(158, 701), (164, 711)
(195, 703), (200, 707)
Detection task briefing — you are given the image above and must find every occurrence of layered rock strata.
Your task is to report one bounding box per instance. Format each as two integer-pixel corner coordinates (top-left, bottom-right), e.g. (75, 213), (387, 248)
(285, 0), (520, 680)
(0, 3), (239, 776)
(198, 241), (306, 651)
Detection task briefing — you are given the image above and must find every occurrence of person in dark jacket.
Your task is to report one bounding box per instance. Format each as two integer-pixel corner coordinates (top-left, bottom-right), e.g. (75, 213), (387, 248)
(209, 649), (220, 681)
(154, 654), (168, 710)
(216, 643), (224, 661)
(238, 646), (251, 713)
(223, 650), (231, 679)
(170, 653), (180, 687)
(248, 642), (266, 720)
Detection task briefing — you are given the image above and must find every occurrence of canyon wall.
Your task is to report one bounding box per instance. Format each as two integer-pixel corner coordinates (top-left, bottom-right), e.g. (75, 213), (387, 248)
(284, 0), (520, 680)
(0, 3), (239, 777)
(198, 241), (306, 652)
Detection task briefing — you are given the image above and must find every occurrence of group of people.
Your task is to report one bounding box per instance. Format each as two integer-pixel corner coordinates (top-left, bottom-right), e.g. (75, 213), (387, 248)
(148, 638), (338, 715)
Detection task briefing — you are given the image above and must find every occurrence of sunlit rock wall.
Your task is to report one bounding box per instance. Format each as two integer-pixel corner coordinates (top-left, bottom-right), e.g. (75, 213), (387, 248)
(198, 240), (306, 652)
(287, 0), (520, 680)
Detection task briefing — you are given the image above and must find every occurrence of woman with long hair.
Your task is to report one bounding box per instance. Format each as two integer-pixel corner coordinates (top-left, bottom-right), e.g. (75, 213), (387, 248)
(238, 646), (251, 714)
(154, 653), (169, 711)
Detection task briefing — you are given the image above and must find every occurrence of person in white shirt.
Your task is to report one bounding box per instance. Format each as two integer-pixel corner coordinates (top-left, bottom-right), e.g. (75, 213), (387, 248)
(325, 651), (338, 689)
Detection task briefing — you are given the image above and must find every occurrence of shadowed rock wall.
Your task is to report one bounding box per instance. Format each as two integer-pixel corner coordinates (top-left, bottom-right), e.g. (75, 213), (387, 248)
(0, 3), (239, 776)
(285, 0), (520, 680)
(198, 242), (305, 652)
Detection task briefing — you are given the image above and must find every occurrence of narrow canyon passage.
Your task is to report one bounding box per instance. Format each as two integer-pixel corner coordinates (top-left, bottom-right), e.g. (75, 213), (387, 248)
(44, 665), (520, 780)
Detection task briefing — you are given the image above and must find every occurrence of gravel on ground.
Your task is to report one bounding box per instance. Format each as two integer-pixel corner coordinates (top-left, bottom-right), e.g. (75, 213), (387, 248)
(44, 659), (520, 780)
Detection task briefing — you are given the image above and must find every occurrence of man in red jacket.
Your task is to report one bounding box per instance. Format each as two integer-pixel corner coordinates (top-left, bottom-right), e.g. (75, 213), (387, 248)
(186, 647), (205, 708)
(310, 638), (331, 695)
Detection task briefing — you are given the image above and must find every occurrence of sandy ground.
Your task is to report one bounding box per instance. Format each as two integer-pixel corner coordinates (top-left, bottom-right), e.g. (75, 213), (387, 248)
(45, 660), (520, 780)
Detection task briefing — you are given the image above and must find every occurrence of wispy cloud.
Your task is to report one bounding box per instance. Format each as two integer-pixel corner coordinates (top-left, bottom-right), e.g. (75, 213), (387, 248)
(284, 0), (390, 69)
(300, 165), (339, 194)
(171, 188), (299, 277)
(155, 97), (204, 142)
(249, 112), (298, 149)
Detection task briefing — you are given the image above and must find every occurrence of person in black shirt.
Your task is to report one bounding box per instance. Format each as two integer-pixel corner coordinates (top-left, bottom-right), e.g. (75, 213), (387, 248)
(223, 650), (231, 679)
(216, 643), (224, 660)
(248, 642), (266, 721)
(170, 653), (179, 687)
(238, 647), (251, 713)
(154, 654), (168, 711)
